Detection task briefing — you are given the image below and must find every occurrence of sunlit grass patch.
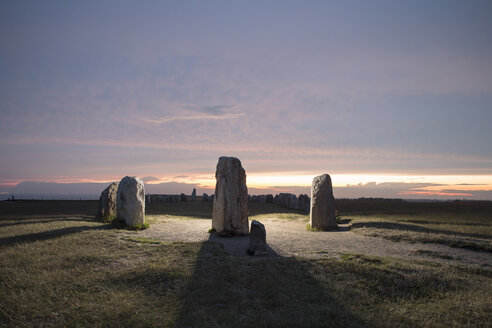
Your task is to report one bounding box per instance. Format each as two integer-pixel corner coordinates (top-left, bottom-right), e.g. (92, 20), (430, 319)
(348, 215), (492, 252)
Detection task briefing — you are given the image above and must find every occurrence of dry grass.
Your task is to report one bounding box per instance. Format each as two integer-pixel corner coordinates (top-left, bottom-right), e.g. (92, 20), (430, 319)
(0, 200), (491, 327)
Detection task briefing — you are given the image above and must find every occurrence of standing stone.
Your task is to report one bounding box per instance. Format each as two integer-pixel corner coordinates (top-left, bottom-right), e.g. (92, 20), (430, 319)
(97, 182), (119, 222)
(266, 194), (274, 203)
(202, 193), (209, 202)
(248, 220), (267, 256)
(289, 194), (298, 209)
(278, 193), (292, 208)
(212, 157), (249, 235)
(310, 174), (337, 230)
(298, 194), (310, 213)
(191, 188), (197, 201)
(209, 194), (214, 203)
(116, 176), (145, 226)
(180, 193), (188, 202)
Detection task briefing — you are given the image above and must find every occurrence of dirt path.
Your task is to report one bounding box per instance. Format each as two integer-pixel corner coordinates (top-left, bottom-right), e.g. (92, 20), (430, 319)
(134, 216), (492, 267)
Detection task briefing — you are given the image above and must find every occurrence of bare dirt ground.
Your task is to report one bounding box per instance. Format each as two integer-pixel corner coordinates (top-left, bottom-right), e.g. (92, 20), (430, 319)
(133, 216), (492, 268)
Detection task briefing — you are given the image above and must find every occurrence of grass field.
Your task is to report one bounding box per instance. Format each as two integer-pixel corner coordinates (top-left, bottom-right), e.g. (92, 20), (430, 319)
(0, 199), (491, 327)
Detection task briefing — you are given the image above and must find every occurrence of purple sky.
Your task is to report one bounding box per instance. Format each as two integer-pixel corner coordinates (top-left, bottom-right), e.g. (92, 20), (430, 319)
(1, 1), (492, 199)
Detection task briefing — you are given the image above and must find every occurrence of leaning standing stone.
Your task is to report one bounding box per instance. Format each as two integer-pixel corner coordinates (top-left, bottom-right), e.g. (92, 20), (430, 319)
(248, 220), (267, 256)
(310, 174), (337, 230)
(116, 176), (145, 226)
(212, 156), (249, 235)
(97, 182), (119, 222)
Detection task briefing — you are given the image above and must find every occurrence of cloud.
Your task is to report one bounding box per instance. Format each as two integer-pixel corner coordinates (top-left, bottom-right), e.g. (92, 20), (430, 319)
(141, 176), (159, 183)
(142, 112), (244, 124)
(200, 105), (237, 115)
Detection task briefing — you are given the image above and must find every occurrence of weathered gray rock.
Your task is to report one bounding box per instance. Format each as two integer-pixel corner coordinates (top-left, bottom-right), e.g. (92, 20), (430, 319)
(266, 194), (274, 203)
(212, 157), (249, 235)
(97, 182), (119, 222)
(191, 188), (197, 201)
(202, 193), (209, 202)
(258, 195), (266, 203)
(248, 220), (267, 256)
(180, 193), (188, 202)
(274, 194), (279, 204)
(209, 194), (214, 202)
(310, 174), (337, 230)
(116, 176), (145, 226)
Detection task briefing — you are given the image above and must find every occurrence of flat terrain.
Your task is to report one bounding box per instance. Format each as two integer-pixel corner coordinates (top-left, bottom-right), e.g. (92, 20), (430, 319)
(0, 199), (491, 327)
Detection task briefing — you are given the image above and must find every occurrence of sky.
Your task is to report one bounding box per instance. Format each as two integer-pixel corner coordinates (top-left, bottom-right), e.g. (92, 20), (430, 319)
(1, 0), (492, 200)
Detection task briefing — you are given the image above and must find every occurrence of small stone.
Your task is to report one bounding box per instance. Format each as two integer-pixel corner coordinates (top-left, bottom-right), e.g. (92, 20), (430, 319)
(180, 193), (187, 202)
(248, 220), (267, 256)
(202, 193), (209, 202)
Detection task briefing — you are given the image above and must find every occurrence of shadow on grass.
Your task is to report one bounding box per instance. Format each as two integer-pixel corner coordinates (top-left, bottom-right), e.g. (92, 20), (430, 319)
(0, 225), (110, 247)
(350, 221), (492, 240)
(173, 240), (368, 327)
(0, 216), (97, 228)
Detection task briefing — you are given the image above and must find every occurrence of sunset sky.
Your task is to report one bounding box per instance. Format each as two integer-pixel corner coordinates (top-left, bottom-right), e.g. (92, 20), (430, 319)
(1, 1), (492, 199)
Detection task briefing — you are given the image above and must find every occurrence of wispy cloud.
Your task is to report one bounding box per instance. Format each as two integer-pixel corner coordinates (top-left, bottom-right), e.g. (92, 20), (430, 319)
(142, 112), (244, 124)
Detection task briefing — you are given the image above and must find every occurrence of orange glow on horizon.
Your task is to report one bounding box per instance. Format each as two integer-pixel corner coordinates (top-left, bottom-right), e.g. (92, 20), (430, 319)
(398, 191), (473, 197)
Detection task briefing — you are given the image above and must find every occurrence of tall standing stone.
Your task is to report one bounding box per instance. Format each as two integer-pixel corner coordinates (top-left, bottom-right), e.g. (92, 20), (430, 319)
(310, 174), (337, 230)
(191, 188), (197, 201)
(212, 156), (249, 235)
(116, 176), (145, 226)
(97, 182), (119, 222)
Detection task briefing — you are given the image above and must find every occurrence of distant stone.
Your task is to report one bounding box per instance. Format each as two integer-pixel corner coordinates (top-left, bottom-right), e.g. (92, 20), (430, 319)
(310, 174), (337, 230)
(266, 194), (274, 203)
(289, 194), (298, 209)
(116, 176), (145, 226)
(209, 194), (214, 202)
(212, 156), (249, 235)
(97, 182), (119, 222)
(258, 195), (266, 203)
(180, 193), (187, 202)
(278, 193), (292, 208)
(248, 220), (267, 256)
(298, 194), (310, 213)
(191, 188), (197, 201)
(202, 193), (209, 202)
(274, 194), (279, 204)
(251, 195), (259, 203)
